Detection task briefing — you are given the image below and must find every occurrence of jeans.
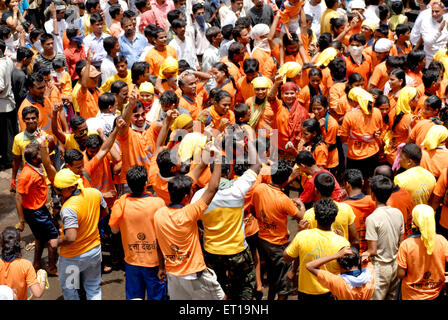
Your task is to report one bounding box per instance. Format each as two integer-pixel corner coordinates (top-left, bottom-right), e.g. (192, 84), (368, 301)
(125, 263), (167, 300)
(58, 245), (102, 300)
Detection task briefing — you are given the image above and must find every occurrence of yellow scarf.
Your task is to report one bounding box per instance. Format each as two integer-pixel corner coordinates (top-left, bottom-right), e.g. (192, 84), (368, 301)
(348, 87), (374, 115)
(412, 204), (436, 255)
(423, 124), (448, 150)
(54, 168), (85, 191)
(395, 86), (417, 115)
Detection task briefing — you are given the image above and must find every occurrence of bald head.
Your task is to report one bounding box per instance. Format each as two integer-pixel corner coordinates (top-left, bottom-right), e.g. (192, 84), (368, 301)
(374, 165), (394, 181)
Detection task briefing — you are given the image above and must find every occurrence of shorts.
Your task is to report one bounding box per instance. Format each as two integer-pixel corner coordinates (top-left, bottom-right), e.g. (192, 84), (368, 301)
(246, 232), (259, 254)
(257, 238), (292, 297)
(203, 248), (256, 300)
(346, 152), (379, 180)
(167, 267), (225, 300)
(23, 205), (59, 243)
(124, 263), (167, 300)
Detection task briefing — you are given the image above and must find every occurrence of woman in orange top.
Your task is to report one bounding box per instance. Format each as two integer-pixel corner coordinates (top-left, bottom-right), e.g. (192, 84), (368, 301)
(384, 87), (417, 165)
(0, 227), (47, 300)
(374, 95), (392, 164)
(406, 50), (426, 88)
(341, 87), (383, 179)
(245, 76), (275, 133)
(197, 90), (235, 133)
(420, 125), (448, 179)
(284, 82), (308, 153)
(310, 95), (340, 173)
(299, 118), (333, 169)
(297, 68), (325, 112)
(397, 205), (448, 300)
(209, 62), (237, 108)
(386, 68), (407, 110)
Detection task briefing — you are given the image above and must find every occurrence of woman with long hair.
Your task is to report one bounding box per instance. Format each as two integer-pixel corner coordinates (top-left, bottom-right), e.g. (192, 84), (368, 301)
(386, 68), (407, 110)
(209, 62), (237, 108)
(0, 227), (47, 300)
(299, 118), (331, 169)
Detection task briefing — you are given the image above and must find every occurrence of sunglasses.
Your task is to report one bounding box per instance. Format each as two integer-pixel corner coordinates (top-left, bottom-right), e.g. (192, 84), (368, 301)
(74, 129), (87, 138)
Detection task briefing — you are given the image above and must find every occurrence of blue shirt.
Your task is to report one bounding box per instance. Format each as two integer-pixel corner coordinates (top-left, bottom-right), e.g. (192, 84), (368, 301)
(18, 0), (29, 14)
(83, 32), (108, 67)
(118, 32), (148, 69)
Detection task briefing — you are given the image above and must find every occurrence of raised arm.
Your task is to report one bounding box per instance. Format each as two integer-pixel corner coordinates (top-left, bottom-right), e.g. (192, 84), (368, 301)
(153, 109), (179, 157)
(118, 87), (140, 136)
(200, 145), (221, 205)
(94, 122), (121, 162)
(51, 102), (67, 144)
(306, 246), (352, 277)
(36, 129), (57, 181)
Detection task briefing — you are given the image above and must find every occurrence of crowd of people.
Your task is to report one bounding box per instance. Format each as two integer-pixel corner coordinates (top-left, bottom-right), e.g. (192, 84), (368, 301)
(0, 0), (448, 302)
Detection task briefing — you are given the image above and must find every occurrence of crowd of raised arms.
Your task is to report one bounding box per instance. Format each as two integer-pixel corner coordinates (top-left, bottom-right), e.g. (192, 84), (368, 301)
(1, 0), (448, 302)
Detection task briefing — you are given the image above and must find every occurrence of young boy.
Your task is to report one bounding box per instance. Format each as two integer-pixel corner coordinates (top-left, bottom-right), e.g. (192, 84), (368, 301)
(100, 55), (132, 93)
(52, 59), (73, 107)
(109, 165), (167, 300)
(306, 246), (375, 300)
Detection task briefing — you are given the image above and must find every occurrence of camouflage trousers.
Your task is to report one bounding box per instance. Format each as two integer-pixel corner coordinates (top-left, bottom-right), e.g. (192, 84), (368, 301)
(203, 248), (256, 300)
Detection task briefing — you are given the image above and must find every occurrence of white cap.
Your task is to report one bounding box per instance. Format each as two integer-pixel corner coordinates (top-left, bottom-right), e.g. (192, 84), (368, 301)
(0, 285), (14, 300)
(350, 0), (366, 10)
(374, 38), (394, 53)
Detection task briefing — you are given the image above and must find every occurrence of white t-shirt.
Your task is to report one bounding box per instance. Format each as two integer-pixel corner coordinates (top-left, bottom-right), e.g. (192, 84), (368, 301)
(44, 19), (68, 54)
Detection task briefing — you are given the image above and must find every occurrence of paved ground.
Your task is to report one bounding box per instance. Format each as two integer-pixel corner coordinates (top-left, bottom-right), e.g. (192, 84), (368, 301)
(0, 168), (299, 300)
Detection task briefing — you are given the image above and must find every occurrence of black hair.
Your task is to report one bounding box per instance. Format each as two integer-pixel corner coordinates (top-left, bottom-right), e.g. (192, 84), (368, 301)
(378, 4), (389, 21)
(391, 0), (403, 15)
(123, 10), (136, 18)
(370, 88), (384, 98)
(113, 55), (128, 66)
(192, 3), (204, 14)
(22, 106), (39, 119)
(222, 24), (233, 40)
(69, 115), (86, 130)
(349, 33), (366, 46)
(98, 92), (116, 110)
(21, 20), (32, 33)
(424, 95), (442, 112)
(325, 0), (338, 8)
(144, 24), (158, 39)
(389, 68), (406, 89)
(120, 15), (133, 27)
(75, 60), (87, 78)
(178, 60), (191, 74)
(232, 24), (246, 41)
(401, 143), (422, 164)
(86, 0), (100, 12)
(234, 159), (250, 176)
(131, 61), (149, 84)
(212, 62), (237, 90)
(89, 12), (103, 25)
(344, 169), (363, 189)
(1, 227), (22, 261)
(103, 36), (119, 56)
(30, 28), (44, 42)
(345, 72), (364, 94)
(271, 160), (293, 185)
(210, 156), (231, 178)
(64, 148), (84, 165)
(167, 9), (182, 24)
(374, 94), (390, 123)
(386, 55), (405, 70)
(26, 72), (44, 89)
(52, 58), (65, 70)
(375, 24), (389, 37)
(429, 60), (445, 77)
(206, 26), (221, 43)
(168, 175), (194, 204)
(283, 32), (299, 47)
(234, 103), (250, 123)
(243, 58), (259, 74)
(214, 89), (232, 104)
(16, 46), (33, 61)
(127, 165), (148, 195)
(66, 27), (79, 40)
(337, 247), (360, 271)
(395, 24), (410, 37)
(302, 118), (325, 152)
(85, 134), (103, 149)
(159, 90), (179, 106)
(296, 150), (316, 166)
(318, 32), (332, 51)
(40, 33), (54, 45)
(135, 0), (149, 12)
(310, 95), (328, 110)
(0, 25), (10, 40)
(109, 4), (122, 19)
(407, 50), (426, 71)
(171, 18), (186, 29)
(228, 42), (244, 61)
(315, 172), (335, 197)
(330, 17), (345, 34)
(36, 64), (51, 76)
(328, 57), (347, 81)
(309, 67), (323, 79)
(24, 143), (40, 163)
(370, 174), (394, 203)
(422, 68), (440, 90)
(314, 198), (338, 227)
(235, 17), (251, 29)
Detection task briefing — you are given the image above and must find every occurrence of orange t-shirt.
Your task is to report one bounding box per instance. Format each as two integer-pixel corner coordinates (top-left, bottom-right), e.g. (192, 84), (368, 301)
(312, 142), (330, 168)
(154, 199), (208, 276)
(328, 81), (349, 121)
(397, 235), (448, 300)
(235, 75), (255, 104)
(60, 71), (73, 98)
(18, 97), (53, 135)
(321, 67), (333, 95)
(252, 183), (298, 245)
(297, 84), (326, 112)
(75, 87), (100, 120)
(0, 258), (38, 300)
(145, 46), (178, 77)
(317, 262), (375, 300)
(220, 56), (243, 82)
(421, 148), (448, 179)
(83, 153), (116, 207)
(340, 107), (383, 160)
(219, 80), (237, 107)
(385, 111), (412, 164)
(245, 96), (275, 130)
(410, 119), (436, 147)
(433, 168), (448, 229)
(16, 163), (47, 210)
(321, 114), (339, 169)
(270, 99), (291, 152)
(387, 186), (414, 238)
(407, 70), (423, 88)
(344, 194), (376, 253)
(368, 61), (388, 91)
(116, 128), (152, 184)
(248, 48), (277, 78)
(390, 41), (412, 57)
(109, 193), (165, 267)
(345, 55), (372, 88)
(178, 94), (203, 120)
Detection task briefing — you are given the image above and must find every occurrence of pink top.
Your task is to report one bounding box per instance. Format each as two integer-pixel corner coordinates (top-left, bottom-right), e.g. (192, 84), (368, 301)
(140, 0), (175, 31)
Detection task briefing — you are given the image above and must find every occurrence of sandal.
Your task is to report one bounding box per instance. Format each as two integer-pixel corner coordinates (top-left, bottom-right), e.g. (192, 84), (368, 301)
(103, 265), (113, 274)
(25, 241), (35, 251)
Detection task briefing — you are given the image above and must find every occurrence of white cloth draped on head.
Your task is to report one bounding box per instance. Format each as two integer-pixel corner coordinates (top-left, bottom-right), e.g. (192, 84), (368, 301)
(250, 24), (271, 52)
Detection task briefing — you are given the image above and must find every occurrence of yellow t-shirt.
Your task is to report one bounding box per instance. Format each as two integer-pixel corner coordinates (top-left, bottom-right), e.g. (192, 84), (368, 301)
(99, 70), (133, 93)
(394, 166), (436, 206)
(303, 202), (356, 241)
(320, 9), (340, 34)
(12, 131), (49, 161)
(286, 228), (350, 295)
(64, 130), (99, 151)
(72, 82), (82, 113)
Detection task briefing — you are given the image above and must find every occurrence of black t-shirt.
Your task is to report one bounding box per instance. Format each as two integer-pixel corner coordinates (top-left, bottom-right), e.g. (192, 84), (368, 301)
(247, 5), (274, 27)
